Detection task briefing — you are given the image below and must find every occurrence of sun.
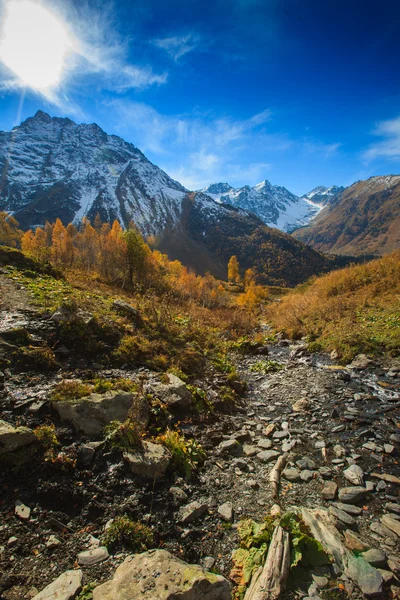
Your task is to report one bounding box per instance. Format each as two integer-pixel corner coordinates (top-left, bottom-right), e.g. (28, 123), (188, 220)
(0, 0), (71, 91)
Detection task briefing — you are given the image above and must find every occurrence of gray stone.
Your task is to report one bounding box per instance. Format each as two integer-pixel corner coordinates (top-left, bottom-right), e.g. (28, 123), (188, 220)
(0, 420), (37, 459)
(344, 530), (369, 552)
(257, 450), (280, 463)
(50, 304), (94, 325)
(283, 468), (301, 482)
(15, 500), (30, 520)
(300, 469), (314, 483)
(77, 445), (95, 467)
(243, 444), (258, 456)
(349, 354), (375, 370)
(219, 439), (242, 455)
(148, 374), (193, 410)
(378, 569), (394, 584)
(343, 464), (364, 486)
(33, 570), (83, 600)
(292, 397), (310, 412)
(381, 514), (400, 537)
(329, 506), (356, 529)
(370, 521), (398, 541)
(202, 557), (216, 570)
(338, 486), (367, 504)
(78, 546), (109, 566)
(92, 549), (231, 600)
(346, 555), (383, 597)
(322, 481), (337, 500)
(332, 503), (362, 516)
(386, 503), (400, 515)
(232, 458), (249, 471)
(169, 487), (189, 504)
(376, 480), (387, 492)
(296, 457), (316, 470)
(257, 439), (272, 450)
(112, 300), (141, 323)
(54, 390), (148, 437)
(319, 467), (333, 480)
(312, 575), (329, 589)
(218, 502), (233, 521)
(45, 535), (61, 549)
(272, 430), (289, 440)
(124, 441), (171, 479)
(361, 549), (387, 569)
(179, 501), (208, 524)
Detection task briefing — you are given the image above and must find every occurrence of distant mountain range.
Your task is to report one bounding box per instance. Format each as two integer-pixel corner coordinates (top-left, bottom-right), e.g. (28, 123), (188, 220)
(201, 181), (342, 232)
(0, 111), (344, 286)
(293, 175), (400, 256)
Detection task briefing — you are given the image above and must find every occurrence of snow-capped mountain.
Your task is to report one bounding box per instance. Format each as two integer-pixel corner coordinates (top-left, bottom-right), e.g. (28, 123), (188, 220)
(301, 185), (344, 206)
(201, 180), (322, 232)
(0, 110), (187, 232)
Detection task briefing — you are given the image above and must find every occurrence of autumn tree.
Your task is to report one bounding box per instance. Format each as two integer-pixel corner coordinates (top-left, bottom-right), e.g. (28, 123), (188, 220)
(124, 225), (151, 287)
(243, 268), (256, 290)
(0, 212), (22, 247)
(228, 255), (240, 283)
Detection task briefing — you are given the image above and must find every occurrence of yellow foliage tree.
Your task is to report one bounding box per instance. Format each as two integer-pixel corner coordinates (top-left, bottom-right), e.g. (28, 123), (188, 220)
(228, 255), (240, 283)
(0, 212), (22, 247)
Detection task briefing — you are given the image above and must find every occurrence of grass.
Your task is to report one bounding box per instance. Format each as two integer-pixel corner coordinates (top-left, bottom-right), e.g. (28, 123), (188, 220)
(249, 360), (284, 374)
(101, 515), (154, 553)
(266, 250), (400, 362)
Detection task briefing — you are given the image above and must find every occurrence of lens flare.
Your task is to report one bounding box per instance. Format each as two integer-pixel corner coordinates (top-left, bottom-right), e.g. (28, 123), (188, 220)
(0, 0), (70, 90)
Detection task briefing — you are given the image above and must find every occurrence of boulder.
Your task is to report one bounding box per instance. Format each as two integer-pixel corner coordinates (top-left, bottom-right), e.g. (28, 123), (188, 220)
(124, 441), (171, 479)
(53, 390), (148, 437)
(148, 374), (193, 411)
(92, 549), (231, 600)
(78, 546), (109, 566)
(348, 354), (375, 370)
(292, 397), (310, 412)
(33, 570), (83, 600)
(112, 300), (142, 324)
(346, 555), (383, 597)
(343, 464), (364, 486)
(179, 501), (208, 524)
(0, 420), (37, 464)
(338, 486), (367, 504)
(322, 481), (338, 500)
(50, 304), (94, 325)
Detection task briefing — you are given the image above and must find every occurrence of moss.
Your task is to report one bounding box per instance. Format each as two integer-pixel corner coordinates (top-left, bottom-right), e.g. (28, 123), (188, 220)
(0, 328), (32, 346)
(101, 516), (154, 553)
(51, 380), (92, 402)
(18, 346), (58, 371)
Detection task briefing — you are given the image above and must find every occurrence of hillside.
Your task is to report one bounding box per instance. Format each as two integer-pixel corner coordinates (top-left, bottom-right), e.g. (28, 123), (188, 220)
(0, 112), (345, 287)
(293, 175), (400, 256)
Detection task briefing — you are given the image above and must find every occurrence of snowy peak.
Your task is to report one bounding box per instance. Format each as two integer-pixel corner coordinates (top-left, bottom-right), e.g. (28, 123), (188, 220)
(302, 185), (344, 205)
(201, 179), (322, 233)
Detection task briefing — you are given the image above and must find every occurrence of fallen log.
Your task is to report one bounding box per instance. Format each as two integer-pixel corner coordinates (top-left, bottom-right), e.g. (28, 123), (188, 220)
(269, 453), (289, 499)
(244, 525), (290, 600)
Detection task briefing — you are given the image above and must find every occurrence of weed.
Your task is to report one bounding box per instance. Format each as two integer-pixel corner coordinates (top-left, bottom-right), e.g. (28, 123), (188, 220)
(157, 429), (206, 479)
(77, 583), (97, 600)
(51, 380), (92, 402)
(101, 516), (154, 553)
(34, 424), (59, 449)
(103, 419), (141, 450)
(249, 360), (284, 374)
(187, 384), (214, 413)
(19, 346), (58, 371)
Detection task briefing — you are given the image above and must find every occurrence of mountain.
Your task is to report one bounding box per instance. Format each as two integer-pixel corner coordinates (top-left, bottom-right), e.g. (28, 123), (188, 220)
(301, 185), (344, 206)
(293, 175), (400, 256)
(0, 111), (344, 286)
(201, 180), (322, 232)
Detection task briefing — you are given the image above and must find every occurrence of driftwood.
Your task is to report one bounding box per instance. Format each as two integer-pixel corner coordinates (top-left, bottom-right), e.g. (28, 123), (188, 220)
(269, 453), (289, 499)
(244, 525), (290, 600)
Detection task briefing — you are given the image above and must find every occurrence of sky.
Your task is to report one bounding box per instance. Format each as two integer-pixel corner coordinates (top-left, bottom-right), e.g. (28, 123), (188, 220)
(0, 0), (400, 195)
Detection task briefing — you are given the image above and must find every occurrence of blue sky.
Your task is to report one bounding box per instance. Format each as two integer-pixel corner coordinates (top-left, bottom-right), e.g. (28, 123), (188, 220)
(0, 0), (400, 195)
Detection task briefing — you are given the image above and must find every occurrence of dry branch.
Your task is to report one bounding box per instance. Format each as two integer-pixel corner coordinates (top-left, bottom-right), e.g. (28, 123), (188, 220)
(269, 453), (289, 499)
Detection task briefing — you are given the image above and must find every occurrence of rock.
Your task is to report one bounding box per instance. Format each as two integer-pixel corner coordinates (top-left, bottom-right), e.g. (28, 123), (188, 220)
(179, 501), (208, 524)
(283, 467), (301, 482)
(0, 420), (37, 460)
(319, 467), (333, 479)
(257, 450), (280, 463)
(300, 469), (314, 483)
(77, 445), (95, 467)
(344, 530), (369, 552)
(32, 570), (83, 600)
(50, 304), (93, 325)
(232, 458), (249, 471)
(92, 549), (231, 600)
(361, 549), (387, 569)
(376, 480), (387, 492)
(386, 503), (400, 515)
(371, 472), (400, 485)
(219, 439), (242, 455)
(78, 546), (109, 566)
(54, 390), (148, 437)
(388, 558), (400, 576)
(272, 430), (289, 440)
(329, 506), (356, 529)
(218, 502), (233, 521)
(343, 464), (364, 486)
(292, 397), (310, 412)
(370, 521), (398, 541)
(148, 374), (193, 410)
(378, 569), (394, 584)
(264, 424), (276, 437)
(312, 575), (329, 588)
(338, 486), (367, 504)
(15, 500), (30, 520)
(202, 557), (216, 570)
(124, 441), (171, 480)
(112, 300), (142, 324)
(243, 444), (258, 456)
(169, 487), (189, 504)
(322, 481), (337, 500)
(45, 535), (61, 549)
(384, 444), (395, 454)
(257, 438), (273, 450)
(348, 354), (375, 370)
(381, 514), (400, 538)
(346, 555), (383, 597)
(296, 457), (316, 470)
(332, 503), (362, 516)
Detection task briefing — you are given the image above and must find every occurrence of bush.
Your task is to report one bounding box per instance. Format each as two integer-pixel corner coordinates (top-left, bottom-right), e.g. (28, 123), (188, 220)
(158, 429), (206, 479)
(104, 419), (141, 450)
(102, 516), (154, 552)
(51, 380), (92, 402)
(34, 424), (59, 449)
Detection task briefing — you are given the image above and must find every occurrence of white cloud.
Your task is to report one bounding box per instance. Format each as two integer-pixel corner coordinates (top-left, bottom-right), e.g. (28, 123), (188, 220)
(154, 33), (200, 61)
(302, 140), (341, 157)
(363, 116), (400, 160)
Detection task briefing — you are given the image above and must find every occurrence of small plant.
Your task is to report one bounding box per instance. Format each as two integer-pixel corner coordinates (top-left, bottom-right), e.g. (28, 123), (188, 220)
(168, 366), (189, 382)
(104, 419), (141, 450)
(101, 515), (154, 552)
(34, 424), (59, 449)
(51, 380), (92, 402)
(187, 384), (214, 413)
(77, 583), (97, 600)
(249, 360), (284, 374)
(19, 346), (58, 371)
(158, 429), (206, 479)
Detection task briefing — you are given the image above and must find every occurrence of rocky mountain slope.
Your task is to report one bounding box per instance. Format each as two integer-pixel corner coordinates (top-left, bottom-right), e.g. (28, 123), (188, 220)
(0, 111), (345, 286)
(201, 179), (323, 232)
(301, 184), (344, 206)
(293, 175), (400, 256)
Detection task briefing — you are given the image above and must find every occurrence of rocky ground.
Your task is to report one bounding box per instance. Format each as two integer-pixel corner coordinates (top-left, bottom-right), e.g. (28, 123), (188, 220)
(0, 274), (399, 600)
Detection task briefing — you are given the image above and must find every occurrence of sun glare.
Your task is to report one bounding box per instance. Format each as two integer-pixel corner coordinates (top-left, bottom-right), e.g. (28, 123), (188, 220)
(0, 0), (70, 91)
